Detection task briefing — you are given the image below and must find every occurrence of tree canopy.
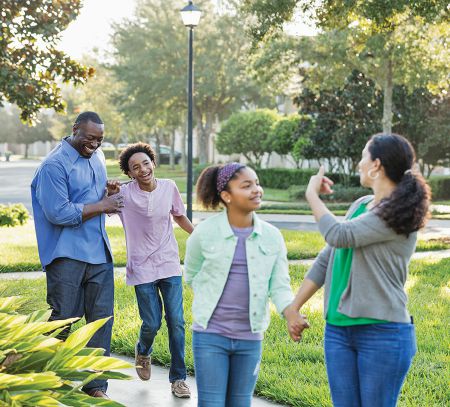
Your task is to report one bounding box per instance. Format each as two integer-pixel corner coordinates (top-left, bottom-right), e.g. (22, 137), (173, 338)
(242, 0), (449, 134)
(216, 109), (279, 167)
(0, 0), (93, 123)
(111, 0), (272, 164)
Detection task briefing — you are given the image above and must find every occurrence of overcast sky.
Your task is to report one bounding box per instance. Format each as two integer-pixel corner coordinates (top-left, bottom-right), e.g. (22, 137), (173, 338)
(59, 0), (317, 60)
(59, 0), (137, 59)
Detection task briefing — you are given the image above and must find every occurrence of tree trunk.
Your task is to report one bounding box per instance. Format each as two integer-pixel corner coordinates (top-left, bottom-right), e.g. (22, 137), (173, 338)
(265, 153), (271, 168)
(181, 129), (187, 172)
(155, 132), (161, 165)
(382, 57), (393, 135)
(198, 113), (213, 165)
(170, 130), (175, 169)
(24, 144), (29, 159)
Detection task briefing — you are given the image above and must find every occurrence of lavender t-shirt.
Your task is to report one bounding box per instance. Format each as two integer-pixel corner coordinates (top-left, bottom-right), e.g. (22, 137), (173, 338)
(118, 179), (185, 286)
(193, 226), (263, 341)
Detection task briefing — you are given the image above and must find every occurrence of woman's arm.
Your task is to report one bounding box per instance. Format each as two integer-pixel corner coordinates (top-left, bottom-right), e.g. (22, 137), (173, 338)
(290, 279), (321, 312)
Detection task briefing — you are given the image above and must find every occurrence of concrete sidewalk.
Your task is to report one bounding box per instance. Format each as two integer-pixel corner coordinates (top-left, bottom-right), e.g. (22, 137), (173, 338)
(107, 354), (280, 407)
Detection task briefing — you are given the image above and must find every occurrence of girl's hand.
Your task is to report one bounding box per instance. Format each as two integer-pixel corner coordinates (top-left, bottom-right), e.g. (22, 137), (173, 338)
(306, 166), (334, 197)
(283, 304), (310, 342)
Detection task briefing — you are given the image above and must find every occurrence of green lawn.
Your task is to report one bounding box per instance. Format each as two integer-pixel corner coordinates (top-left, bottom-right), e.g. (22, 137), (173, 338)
(1, 223), (449, 273)
(1, 257), (448, 406)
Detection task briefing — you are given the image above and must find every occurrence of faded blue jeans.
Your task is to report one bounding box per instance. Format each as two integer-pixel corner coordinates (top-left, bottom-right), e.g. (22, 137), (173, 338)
(46, 257), (114, 393)
(324, 322), (417, 407)
(134, 276), (187, 382)
(193, 331), (262, 407)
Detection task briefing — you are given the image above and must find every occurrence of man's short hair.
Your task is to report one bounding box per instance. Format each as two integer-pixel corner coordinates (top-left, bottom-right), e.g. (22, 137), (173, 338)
(74, 111), (104, 126)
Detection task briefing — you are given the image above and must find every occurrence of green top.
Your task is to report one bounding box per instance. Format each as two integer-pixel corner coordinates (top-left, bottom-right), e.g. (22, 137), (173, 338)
(327, 202), (386, 326)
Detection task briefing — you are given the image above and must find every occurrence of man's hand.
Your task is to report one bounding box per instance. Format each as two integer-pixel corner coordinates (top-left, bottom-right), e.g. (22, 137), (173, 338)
(100, 191), (124, 214)
(106, 180), (121, 196)
(283, 304), (310, 342)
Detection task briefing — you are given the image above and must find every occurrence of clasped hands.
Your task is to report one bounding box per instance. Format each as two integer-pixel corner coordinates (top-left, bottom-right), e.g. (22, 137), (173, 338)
(283, 304), (310, 342)
(100, 180), (124, 214)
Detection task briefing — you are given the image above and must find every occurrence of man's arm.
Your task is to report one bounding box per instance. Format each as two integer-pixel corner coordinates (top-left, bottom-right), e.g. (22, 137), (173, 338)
(36, 163), (123, 225)
(82, 192), (124, 222)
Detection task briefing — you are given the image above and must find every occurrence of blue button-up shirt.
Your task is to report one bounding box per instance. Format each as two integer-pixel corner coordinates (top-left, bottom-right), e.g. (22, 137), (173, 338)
(31, 138), (112, 269)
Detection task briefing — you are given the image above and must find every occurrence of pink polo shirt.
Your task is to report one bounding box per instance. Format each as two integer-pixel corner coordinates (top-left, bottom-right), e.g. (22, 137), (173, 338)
(118, 179), (185, 286)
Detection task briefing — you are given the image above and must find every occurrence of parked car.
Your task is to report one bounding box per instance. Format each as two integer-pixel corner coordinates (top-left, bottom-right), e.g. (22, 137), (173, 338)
(158, 145), (182, 165)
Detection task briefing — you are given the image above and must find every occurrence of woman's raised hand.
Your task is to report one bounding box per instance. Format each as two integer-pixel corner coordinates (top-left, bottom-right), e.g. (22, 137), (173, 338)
(306, 166), (334, 197)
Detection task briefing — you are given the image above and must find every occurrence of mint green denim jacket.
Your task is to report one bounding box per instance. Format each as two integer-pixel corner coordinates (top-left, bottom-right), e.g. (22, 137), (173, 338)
(184, 210), (294, 333)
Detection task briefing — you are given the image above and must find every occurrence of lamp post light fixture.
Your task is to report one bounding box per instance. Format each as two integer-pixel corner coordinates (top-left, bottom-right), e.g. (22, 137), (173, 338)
(180, 1), (201, 222)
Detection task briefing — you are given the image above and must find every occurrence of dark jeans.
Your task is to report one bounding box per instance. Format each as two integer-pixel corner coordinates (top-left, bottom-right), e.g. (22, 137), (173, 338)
(134, 275), (187, 382)
(193, 331), (262, 407)
(46, 257), (114, 392)
(324, 322), (417, 407)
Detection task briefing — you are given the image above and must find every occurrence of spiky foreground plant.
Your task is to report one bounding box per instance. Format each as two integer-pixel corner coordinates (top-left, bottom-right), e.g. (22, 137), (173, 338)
(0, 296), (132, 406)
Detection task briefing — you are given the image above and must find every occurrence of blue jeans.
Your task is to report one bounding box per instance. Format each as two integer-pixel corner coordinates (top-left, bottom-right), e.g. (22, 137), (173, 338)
(46, 257), (114, 392)
(193, 331), (262, 407)
(324, 322), (417, 407)
(134, 276), (186, 382)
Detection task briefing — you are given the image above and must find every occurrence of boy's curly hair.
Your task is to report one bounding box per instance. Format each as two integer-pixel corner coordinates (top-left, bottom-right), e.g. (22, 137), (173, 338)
(118, 142), (157, 175)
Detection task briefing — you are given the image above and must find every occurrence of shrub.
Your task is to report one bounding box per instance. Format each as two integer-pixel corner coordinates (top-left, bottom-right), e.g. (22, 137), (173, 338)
(255, 168), (317, 189)
(0, 204), (29, 227)
(428, 176), (450, 200)
(193, 164), (211, 184)
(327, 173), (361, 187)
(0, 296), (132, 406)
(288, 184), (370, 202)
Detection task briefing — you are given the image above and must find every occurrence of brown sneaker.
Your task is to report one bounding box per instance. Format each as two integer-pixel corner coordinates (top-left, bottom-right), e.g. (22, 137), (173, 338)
(135, 342), (151, 381)
(171, 380), (191, 398)
(85, 389), (110, 399)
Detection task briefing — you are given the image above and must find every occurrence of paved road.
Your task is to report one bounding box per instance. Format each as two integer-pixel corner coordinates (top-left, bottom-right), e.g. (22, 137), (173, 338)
(0, 160), (41, 211)
(1, 159), (449, 238)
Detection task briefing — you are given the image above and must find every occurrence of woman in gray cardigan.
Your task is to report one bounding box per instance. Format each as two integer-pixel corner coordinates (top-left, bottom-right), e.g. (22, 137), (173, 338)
(286, 134), (431, 407)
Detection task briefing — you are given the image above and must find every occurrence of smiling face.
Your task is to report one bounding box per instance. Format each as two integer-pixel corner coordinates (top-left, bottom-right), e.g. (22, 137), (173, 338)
(127, 152), (156, 187)
(221, 167), (263, 213)
(71, 120), (104, 158)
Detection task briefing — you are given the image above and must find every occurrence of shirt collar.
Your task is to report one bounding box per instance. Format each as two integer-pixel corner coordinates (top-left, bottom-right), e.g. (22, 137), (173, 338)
(61, 136), (81, 164)
(217, 209), (262, 239)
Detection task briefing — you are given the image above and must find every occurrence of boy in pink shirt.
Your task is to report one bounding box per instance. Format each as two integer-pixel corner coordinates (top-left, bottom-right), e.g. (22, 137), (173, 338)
(110, 143), (193, 398)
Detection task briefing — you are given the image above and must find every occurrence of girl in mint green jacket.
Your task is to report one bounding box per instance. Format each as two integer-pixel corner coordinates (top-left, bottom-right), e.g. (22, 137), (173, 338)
(184, 163), (307, 407)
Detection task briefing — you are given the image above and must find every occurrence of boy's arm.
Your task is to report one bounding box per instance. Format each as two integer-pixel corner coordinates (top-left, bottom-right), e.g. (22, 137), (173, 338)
(173, 214), (194, 234)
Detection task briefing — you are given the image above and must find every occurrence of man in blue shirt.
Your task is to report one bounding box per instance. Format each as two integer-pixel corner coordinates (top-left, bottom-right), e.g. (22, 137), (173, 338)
(31, 111), (123, 399)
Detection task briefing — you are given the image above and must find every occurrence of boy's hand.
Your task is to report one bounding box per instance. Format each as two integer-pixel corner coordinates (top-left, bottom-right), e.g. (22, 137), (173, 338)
(106, 180), (121, 196)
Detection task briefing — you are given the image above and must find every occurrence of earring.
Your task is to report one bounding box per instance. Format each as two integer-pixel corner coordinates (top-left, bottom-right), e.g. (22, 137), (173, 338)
(227, 200), (231, 203)
(368, 169), (379, 180)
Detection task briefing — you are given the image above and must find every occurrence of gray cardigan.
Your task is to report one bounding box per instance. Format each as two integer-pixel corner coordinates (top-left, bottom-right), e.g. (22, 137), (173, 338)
(306, 195), (417, 323)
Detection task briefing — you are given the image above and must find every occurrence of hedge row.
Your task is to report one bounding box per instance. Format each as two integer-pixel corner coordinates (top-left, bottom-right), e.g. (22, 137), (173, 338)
(194, 165), (449, 200)
(428, 177), (450, 200)
(288, 185), (370, 202)
(194, 165), (361, 189)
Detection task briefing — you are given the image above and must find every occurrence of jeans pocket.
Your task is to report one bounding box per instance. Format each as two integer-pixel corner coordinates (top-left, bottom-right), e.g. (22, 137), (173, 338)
(369, 322), (401, 332)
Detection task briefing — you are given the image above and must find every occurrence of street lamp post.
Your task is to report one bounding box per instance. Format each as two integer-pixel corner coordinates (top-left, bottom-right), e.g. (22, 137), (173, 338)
(180, 1), (201, 222)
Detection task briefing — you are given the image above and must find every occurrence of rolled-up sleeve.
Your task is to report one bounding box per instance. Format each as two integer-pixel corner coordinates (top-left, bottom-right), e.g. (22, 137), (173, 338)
(35, 163), (84, 227)
(268, 233), (294, 315)
(319, 212), (396, 248)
